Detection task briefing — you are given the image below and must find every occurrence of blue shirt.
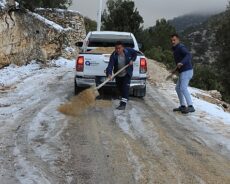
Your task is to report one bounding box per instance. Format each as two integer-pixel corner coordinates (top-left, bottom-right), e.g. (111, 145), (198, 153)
(172, 43), (193, 73)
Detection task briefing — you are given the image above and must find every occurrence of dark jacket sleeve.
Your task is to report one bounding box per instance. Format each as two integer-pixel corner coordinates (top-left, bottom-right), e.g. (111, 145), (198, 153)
(106, 52), (115, 76)
(128, 48), (137, 62)
(180, 46), (191, 65)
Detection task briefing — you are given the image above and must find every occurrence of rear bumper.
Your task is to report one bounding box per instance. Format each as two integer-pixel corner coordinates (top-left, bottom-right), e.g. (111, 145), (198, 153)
(75, 76), (146, 89)
(75, 76), (96, 87)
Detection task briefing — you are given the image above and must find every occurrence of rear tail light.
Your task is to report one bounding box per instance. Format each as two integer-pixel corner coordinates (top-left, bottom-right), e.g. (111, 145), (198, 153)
(76, 56), (84, 72)
(140, 58), (147, 73)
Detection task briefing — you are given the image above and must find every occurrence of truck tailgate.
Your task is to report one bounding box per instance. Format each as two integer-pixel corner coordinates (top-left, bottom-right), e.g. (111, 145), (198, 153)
(83, 54), (110, 76)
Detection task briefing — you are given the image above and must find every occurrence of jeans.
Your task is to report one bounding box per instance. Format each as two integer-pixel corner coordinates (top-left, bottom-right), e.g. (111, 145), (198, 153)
(116, 74), (131, 104)
(175, 69), (193, 106)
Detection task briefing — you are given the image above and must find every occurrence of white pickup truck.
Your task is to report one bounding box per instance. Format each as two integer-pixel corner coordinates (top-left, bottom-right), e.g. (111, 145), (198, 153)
(75, 31), (147, 97)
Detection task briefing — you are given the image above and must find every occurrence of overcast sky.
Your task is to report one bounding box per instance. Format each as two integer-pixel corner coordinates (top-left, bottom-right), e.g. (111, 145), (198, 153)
(69, 0), (228, 27)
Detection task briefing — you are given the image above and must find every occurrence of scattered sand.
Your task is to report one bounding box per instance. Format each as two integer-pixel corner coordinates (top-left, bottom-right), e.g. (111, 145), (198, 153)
(58, 87), (99, 116)
(147, 59), (172, 85)
(193, 93), (230, 112)
(95, 100), (112, 108)
(0, 85), (17, 93)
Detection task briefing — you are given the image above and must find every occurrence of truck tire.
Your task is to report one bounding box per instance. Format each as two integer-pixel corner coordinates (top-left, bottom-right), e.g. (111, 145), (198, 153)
(133, 86), (146, 98)
(74, 80), (85, 95)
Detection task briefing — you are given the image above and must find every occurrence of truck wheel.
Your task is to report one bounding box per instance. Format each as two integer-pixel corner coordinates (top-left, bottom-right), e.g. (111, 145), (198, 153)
(74, 81), (85, 95)
(133, 86), (146, 98)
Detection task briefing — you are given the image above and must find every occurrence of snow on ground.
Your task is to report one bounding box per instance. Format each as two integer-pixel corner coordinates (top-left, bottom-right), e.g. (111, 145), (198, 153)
(153, 82), (230, 153)
(0, 58), (74, 87)
(0, 0), (6, 8)
(154, 83), (230, 125)
(1, 57), (229, 133)
(0, 61), (40, 87)
(0, 57), (230, 181)
(0, 57), (75, 183)
(51, 57), (75, 69)
(190, 87), (230, 125)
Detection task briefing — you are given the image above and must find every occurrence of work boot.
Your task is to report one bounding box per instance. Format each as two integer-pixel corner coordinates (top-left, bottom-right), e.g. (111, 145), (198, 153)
(173, 105), (186, 112)
(187, 105), (195, 113)
(116, 102), (126, 110)
(181, 105), (195, 114)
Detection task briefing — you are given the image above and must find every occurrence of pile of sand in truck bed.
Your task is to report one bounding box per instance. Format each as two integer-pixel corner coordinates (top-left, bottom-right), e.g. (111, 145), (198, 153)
(87, 47), (115, 54)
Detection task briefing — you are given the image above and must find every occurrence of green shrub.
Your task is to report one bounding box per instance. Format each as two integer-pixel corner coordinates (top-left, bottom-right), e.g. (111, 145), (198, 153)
(190, 64), (222, 91)
(145, 47), (163, 62)
(145, 47), (174, 70)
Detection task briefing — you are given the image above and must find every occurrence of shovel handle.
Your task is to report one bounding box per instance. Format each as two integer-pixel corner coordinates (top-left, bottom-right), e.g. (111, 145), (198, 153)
(96, 64), (130, 90)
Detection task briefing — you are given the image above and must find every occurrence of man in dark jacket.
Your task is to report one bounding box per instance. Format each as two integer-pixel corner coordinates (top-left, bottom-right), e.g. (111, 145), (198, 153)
(106, 41), (137, 110)
(171, 34), (195, 114)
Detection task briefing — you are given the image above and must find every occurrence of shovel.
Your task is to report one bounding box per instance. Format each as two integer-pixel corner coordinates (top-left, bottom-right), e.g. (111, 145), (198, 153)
(96, 64), (130, 90)
(59, 64), (130, 116)
(166, 67), (178, 81)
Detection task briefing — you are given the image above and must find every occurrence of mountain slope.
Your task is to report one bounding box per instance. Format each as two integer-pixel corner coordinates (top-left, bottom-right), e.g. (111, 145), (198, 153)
(169, 14), (213, 33)
(180, 12), (225, 64)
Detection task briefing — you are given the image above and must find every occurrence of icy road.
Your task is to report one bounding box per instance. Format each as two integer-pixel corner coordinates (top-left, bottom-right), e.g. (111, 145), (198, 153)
(0, 58), (230, 184)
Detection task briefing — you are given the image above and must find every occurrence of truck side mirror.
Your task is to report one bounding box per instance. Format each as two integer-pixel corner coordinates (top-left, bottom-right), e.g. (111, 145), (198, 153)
(75, 41), (83, 47)
(138, 43), (142, 49)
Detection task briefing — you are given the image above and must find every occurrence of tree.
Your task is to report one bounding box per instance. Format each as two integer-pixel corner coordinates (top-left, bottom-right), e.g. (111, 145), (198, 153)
(215, 2), (230, 102)
(137, 19), (176, 52)
(18, 0), (72, 11)
(149, 19), (176, 50)
(102, 0), (143, 35)
(84, 17), (97, 33)
(137, 19), (176, 68)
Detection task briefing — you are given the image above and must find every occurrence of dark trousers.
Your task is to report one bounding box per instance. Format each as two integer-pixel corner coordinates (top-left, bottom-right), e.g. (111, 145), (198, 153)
(115, 74), (131, 104)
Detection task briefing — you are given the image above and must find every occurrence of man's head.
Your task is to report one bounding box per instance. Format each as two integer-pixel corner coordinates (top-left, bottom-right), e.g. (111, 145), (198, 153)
(115, 41), (124, 55)
(171, 33), (180, 47)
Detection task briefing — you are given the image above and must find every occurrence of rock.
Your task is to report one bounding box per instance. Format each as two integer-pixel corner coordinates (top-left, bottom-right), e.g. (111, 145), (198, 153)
(222, 103), (228, 109)
(0, 8), (86, 67)
(208, 90), (222, 101)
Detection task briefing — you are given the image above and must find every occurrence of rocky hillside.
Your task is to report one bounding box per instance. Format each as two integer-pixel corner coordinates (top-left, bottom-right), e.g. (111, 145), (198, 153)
(169, 13), (212, 33)
(0, 0), (86, 68)
(168, 12), (227, 64)
(179, 13), (225, 64)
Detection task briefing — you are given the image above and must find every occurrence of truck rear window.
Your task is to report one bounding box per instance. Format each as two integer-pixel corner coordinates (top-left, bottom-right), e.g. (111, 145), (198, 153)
(88, 34), (135, 48)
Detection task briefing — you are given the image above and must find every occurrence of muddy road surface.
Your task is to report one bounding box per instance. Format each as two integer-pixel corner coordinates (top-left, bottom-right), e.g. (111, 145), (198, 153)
(0, 62), (229, 184)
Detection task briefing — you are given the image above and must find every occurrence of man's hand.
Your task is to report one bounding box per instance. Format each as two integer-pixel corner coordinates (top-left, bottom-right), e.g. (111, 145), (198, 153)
(170, 67), (178, 75)
(129, 61), (133, 66)
(108, 75), (112, 81)
(177, 62), (183, 68)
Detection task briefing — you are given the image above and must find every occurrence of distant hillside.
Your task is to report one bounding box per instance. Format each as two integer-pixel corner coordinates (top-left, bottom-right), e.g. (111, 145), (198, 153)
(180, 12), (225, 64)
(169, 14), (213, 33)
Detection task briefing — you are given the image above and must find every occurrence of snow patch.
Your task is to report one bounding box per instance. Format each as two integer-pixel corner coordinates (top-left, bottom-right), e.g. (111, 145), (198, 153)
(29, 12), (72, 32)
(28, 98), (70, 164)
(124, 139), (144, 182)
(0, 0), (6, 8)
(36, 8), (82, 15)
(64, 47), (75, 53)
(114, 109), (136, 139)
(13, 147), (52, 184)
(51, 57), (75, 69)
(189, 87), (230, 125)
(129, 107), (161, 153)
(0, 61), (41, 87)
(114, 104), (161, 153)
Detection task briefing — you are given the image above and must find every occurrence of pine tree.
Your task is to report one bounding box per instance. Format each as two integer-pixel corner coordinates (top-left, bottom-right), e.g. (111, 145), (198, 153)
(102, 0), (143, 35)
(216, 2), (230, 102)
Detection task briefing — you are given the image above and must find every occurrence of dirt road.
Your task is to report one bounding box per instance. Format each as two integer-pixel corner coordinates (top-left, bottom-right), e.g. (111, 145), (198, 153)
(0, 61), (229, 184)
